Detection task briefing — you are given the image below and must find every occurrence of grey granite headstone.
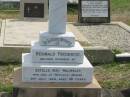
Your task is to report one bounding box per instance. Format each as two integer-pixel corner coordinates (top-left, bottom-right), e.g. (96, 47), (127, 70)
(78, 0), (110, 23)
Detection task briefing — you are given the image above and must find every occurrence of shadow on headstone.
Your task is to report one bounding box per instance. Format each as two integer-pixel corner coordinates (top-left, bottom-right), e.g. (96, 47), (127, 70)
(121, 88), (130, 97)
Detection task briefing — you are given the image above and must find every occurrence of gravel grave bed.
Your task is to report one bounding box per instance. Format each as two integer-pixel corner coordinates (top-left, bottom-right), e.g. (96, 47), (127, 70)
(77, 25), (130, 52)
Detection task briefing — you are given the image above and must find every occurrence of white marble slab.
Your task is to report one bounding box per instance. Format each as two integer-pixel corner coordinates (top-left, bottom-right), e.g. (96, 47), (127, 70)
(49, 0), (67, 34)
(31, 41), (84, 64)
(39, 31), (75, 47)
(22, 53), (94, 83)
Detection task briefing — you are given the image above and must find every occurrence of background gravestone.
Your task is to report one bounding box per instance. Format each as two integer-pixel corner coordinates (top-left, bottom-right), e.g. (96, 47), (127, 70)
(20, 0), (48, 21)
(78, 0), (110, 23)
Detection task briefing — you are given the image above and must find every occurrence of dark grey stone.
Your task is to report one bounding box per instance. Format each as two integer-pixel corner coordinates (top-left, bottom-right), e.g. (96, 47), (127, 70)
(121, 88), (130, 97)
(78, 0), (110, 23)
(24, 3), (44, 18)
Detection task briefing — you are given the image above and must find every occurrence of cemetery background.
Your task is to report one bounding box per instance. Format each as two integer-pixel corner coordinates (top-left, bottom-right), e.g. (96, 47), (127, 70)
(0, 0), (130, 97)
(0, 0), (130, 25)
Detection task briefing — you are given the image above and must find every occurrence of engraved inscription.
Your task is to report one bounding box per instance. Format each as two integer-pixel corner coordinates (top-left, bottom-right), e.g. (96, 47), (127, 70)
(33, 51), (82, 63)
(82, 1), (108, 17)
(42, 38), (73, 46)
(27, 68), (87, 82)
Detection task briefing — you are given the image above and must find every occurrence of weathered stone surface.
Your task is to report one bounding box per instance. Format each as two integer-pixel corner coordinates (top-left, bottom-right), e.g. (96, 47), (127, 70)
(84, 46), (114, 64)
(3, 19), (48, 46)
(39, 32), (75, 47)
(0, 47), (29, 63)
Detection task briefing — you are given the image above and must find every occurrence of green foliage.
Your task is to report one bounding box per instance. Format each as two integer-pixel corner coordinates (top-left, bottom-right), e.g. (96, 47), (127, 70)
(0, 10), (19, 19)
(112, 49), (122, 54)
(111, 0), (130, 13)
(67, 3), (78, 14)
(95, 62), (130, 89)
(0, 83), (13, 93)
(0, 2), (19, 10)
(0, 64), (19, 93)
(102, 80), (130, 89)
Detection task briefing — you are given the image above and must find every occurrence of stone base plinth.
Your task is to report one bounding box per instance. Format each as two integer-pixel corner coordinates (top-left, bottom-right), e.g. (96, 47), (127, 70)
(13, 68), (101, 97)
(22, 54), (93, 83)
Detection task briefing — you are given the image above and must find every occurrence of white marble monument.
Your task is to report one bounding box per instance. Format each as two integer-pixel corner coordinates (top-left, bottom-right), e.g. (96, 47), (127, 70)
(22, 0), (94, 83)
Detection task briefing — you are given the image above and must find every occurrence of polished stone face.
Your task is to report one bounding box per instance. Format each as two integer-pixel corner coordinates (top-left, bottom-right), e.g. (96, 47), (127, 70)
(24, 3), (44, 18)
(78, 0), (110, 23)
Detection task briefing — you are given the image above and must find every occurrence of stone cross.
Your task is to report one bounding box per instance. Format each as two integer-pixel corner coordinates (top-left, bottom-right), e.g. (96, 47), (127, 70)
(49, 0), (67, 34)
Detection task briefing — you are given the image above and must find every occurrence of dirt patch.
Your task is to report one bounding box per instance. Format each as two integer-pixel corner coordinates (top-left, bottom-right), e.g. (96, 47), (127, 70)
(112, 13), (130, 25)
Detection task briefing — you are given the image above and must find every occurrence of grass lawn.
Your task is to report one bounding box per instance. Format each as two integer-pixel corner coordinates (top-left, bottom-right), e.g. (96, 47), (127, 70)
(0, 64), (19, 93)
(0, 10), (19, 19)
(95, 62), (130, 89)
(111, 0), (130, 13)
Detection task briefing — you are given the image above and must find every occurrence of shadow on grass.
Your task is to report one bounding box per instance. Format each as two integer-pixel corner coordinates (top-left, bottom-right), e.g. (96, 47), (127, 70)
(122, 88), (130, 97)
